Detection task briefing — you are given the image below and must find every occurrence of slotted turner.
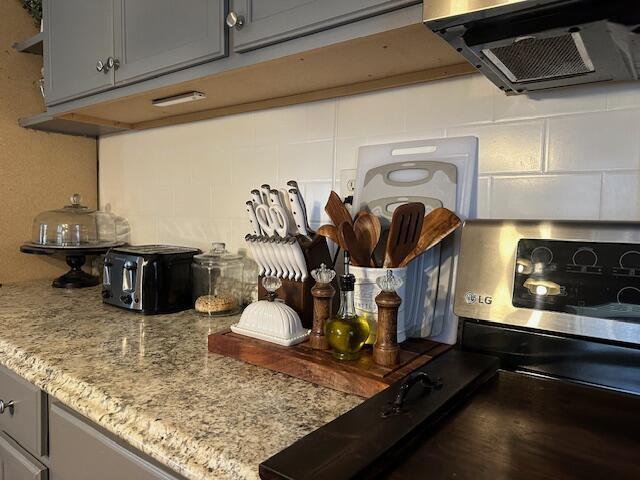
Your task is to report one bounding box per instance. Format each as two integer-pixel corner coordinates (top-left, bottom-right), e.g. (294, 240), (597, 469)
(398, 207), (462, 267)
(383, 202), (425, 268)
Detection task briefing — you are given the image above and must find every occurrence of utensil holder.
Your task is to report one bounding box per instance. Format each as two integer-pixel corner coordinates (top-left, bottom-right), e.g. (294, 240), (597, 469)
(257, 234), (338, 328)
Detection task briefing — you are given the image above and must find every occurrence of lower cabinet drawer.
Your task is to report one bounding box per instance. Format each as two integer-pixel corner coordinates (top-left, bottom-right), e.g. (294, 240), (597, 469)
(0, 432), (47, 480)
(0, 365), (47, 456)
(49, 403), (179, 480)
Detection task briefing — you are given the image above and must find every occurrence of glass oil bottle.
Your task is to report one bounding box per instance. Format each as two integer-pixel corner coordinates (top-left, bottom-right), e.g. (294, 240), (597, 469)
(325, 253), (370, 360)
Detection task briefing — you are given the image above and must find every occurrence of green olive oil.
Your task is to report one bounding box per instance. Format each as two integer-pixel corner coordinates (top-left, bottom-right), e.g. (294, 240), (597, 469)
(325, 264), (370, 361)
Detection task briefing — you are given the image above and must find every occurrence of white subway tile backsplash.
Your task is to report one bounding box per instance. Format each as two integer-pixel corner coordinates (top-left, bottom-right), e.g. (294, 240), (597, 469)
(337, 88), (406, 138)
(405, 75), (494, 131)
(601, 171), (640, 221)
(491, 174), (602, 220)
(493, 83), (608, 121)
(448, 120), (544, 174)
(278, 140), (334, 182)
(99, 74), (640, 252)
(547, 110), (640, 172)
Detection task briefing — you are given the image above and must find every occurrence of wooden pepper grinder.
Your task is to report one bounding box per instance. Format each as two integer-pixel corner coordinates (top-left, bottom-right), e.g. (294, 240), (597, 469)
(373, 270), (403, 367)
(309, 263), (336, 350)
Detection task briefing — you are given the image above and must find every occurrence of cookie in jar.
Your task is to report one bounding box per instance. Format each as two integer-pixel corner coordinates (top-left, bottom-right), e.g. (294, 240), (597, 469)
(192, 243), (244, 316)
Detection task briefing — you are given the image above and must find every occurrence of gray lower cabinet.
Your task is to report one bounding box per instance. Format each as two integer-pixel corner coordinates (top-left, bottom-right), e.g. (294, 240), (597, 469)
(45, 0), (116, 106)
(228, 0), (419, 52)
(49, 403), (179, 480)
(0, 366), (47, 457)
(0, 433), (47, 480)
(113, 0), (228, 85)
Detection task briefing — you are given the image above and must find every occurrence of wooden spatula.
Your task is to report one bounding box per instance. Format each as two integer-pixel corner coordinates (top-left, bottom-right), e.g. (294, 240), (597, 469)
(317, 224), (343, 249)
(354, 212), (381, 267)
(383, 202), (426, 268)
(325, 191), (352, 227)
(398, 207), (462, 267)
(339, 222), (372, 267)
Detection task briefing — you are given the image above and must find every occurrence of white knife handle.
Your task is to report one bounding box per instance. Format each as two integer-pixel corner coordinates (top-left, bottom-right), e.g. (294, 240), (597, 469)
(288, 189), (308, 236)
(250, 189), (263, 205)
(245, 236), (265, 276)
(285, 241), (302, 281)
(260, 184), (271, 205)
(245, 201), (262, 235)
(290, 239), (308, 281)
(287, 181), (310, 229)
(256, 239), (274, 276)
(269, 189), (283, 207)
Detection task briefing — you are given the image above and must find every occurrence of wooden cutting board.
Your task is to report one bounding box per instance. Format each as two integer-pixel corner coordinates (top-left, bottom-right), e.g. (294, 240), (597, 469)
(208, 331), (451, 397)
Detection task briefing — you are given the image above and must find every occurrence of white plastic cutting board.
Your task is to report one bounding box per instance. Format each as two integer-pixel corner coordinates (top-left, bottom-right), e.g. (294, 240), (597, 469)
(354, 137), (478, 345)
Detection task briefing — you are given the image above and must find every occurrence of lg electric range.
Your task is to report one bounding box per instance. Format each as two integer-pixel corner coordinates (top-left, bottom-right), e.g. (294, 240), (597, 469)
(261, 220), (640, 480)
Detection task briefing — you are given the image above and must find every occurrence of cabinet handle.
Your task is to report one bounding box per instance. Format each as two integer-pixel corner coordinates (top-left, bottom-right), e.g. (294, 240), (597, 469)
(96, 59), (105, 72)
(0, 400), (15, 415)
(226, 11), (244, 29)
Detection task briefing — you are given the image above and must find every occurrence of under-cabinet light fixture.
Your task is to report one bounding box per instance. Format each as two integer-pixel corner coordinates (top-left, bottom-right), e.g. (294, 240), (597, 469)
(152, 91), (206, 107)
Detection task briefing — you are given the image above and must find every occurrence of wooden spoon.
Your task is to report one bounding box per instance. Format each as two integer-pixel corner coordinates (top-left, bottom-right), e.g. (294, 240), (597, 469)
(354, 212), (381, 267)
(324, 191), (352, 227)
(398, 208), (462, 267)
(383, 202), (426, 268)
(339, 222), (372, 267)
(317, 224), (343, 249)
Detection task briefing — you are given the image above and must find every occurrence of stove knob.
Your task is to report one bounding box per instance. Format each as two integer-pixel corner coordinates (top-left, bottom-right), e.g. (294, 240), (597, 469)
(120, 294), (133, 305)
(619, 250), (640, 269)
(101, 289), (111, 299)
(617, 286), (640, 304)
(572, 247), (597, 266)
(531, 246), (553, 265)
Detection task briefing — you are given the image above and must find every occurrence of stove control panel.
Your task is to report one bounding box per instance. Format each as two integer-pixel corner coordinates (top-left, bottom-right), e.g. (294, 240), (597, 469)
(513, 239), (640, 321)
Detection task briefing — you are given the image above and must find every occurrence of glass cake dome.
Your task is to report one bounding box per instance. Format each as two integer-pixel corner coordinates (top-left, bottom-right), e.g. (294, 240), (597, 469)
(28, 194), (119, 248)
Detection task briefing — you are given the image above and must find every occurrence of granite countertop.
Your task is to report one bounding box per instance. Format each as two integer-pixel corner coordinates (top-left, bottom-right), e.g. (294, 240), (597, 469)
(0, 281), (362, 479)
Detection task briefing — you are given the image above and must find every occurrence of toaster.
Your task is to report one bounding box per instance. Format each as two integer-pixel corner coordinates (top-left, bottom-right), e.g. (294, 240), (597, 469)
(102, 245), (201, 314)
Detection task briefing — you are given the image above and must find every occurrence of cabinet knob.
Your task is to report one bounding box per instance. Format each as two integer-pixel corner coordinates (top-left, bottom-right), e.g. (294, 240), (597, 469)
(0, 400), (15, 415)
(226, 11), (245, 29)
(106, 56), (120, 71)
(96, 59), (105, 72)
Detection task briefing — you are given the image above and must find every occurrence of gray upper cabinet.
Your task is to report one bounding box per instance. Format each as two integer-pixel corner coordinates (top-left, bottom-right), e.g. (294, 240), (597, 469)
(113, 0), (227, 85)
(227, 0), (419, 52)
(45, 0), (116, 106)
(45, 0), (227, 106)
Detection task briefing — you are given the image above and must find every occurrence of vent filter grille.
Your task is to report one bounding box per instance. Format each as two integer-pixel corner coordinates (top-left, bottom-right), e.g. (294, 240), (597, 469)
(482, 33), (595, 83)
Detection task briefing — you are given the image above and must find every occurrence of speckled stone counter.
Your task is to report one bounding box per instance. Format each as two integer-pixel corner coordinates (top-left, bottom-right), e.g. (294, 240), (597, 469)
(0, 281), (362, 479)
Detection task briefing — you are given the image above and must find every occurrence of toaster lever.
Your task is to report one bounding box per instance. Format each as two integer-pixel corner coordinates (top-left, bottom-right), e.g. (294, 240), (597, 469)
(103, 260), (112, 286)
(122, 260), (137, 293)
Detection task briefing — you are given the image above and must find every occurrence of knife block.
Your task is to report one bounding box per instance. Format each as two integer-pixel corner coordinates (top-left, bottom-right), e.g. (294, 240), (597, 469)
(257, 234), (338, 329)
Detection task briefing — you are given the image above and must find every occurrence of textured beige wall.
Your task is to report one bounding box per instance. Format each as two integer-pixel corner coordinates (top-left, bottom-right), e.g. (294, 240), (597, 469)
(0, 1), (97, 283)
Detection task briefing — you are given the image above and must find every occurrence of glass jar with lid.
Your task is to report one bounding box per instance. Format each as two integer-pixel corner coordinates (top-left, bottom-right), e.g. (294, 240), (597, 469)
(192, 243), (244, 316)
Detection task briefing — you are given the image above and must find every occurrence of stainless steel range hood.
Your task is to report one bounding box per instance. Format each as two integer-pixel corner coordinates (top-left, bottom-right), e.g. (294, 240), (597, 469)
(424, 0), (640, 94)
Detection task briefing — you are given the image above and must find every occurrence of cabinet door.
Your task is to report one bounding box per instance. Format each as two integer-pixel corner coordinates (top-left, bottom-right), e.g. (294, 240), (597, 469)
(114, 0), (227, 85)
(0, 433), (47, 480)
(45, 0), (115, 105)
(229, 0), (418, 52)
(49, 403), (178, 480)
